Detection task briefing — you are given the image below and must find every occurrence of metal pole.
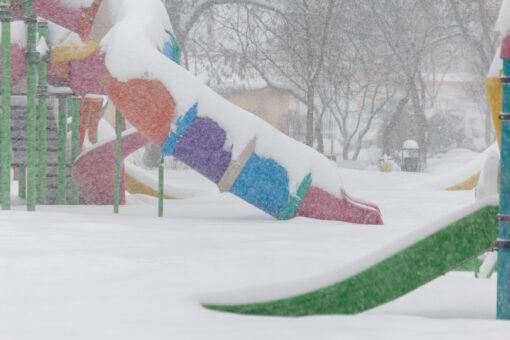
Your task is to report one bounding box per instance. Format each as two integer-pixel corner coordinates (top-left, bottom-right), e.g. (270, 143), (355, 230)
(114, 110), (122, 213)
(497, 36), (510, 319)
(56, 93), (67, 204)
(158, 157), (163, 217)
(71, 95), (80, 205)
(25, 15), (38, 211)
(37, 20), (48, 204)
(0, 0), (11, 210)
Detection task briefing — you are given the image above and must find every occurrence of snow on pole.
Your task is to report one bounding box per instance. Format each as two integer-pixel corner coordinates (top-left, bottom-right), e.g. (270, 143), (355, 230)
(0, 0), (11, 210)
(114, 109), (121, 213)
(37, 20), (48, 204)
(56, 93), (67, 204)
(497, 31), (510, 320)
(71, 95), (80, 205)
(25, 13), (38, 212)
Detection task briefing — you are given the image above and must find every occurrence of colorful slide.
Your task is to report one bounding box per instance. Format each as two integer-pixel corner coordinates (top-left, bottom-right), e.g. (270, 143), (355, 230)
(424, 143), (499, 191)
(201, 197), (498, 315)
(34, 0), (382, 224)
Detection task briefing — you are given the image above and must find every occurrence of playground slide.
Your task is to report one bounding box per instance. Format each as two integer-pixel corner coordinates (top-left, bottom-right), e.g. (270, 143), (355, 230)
(416, 143), (499, 191)
(124, 161), (195, 200)
(72, 128), (148, 205)
(34, 0), (383, 224)
(74, 123), (195, 204)
(201, 197), (499, 316)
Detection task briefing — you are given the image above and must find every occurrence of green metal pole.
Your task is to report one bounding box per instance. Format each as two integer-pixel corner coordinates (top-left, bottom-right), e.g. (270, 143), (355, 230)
(114, 110), (122, 214)
(71, 95), (80, 205)
(25, 15), (38, 211)
(158, 157), (163, 217)
(37, 20), (48, 204)
(56, 94), (67, 204)
(0, 0), (11, 210)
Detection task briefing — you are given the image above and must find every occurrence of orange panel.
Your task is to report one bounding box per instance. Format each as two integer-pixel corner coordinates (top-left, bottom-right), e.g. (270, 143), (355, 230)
(79, 0), (103, 41)
(11, 0), (24, 16)
(102, 66), (175, 146)
(79, 97), (104, 150)
(47, 61), (70, 87)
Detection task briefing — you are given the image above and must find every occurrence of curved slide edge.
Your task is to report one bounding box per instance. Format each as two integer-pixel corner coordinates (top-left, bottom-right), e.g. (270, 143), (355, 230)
(201, 197), (499, 316)
(72, 129), (149, 205)
(124, 161), (195, 200)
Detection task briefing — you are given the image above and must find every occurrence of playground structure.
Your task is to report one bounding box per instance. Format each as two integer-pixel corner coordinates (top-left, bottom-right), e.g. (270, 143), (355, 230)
(0, 0), (507, 320)
(0, 0), (384, 224)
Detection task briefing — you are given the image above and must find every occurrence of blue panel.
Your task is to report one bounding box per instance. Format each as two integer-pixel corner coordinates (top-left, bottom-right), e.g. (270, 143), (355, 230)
(504, 59), (510, 77)
(498, 248), (510, 319)
(163, 30), (181, 64)
(160, 103), (198, 156)
(230, 153), (289, 217)
(503, 85), (510, 113)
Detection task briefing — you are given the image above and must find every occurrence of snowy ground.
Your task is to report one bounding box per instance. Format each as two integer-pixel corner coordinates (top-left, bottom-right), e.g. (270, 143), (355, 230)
(2, 150), (510, 339)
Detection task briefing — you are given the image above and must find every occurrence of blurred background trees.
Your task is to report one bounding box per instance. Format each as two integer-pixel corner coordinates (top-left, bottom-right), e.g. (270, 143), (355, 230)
(159, 0), (502, 166)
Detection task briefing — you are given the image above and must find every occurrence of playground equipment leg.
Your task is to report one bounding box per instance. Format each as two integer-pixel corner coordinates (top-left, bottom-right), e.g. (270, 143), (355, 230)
(56, 94), (67, 204)
(71, 96), (80, 205)
(159, 157), (163, 217)
(0, 0), (11, 210)
(498, 51), (510, 319)
(37, 20), (48, 205)
(25, 15), (38, 211)
(114, 110), (122, 213)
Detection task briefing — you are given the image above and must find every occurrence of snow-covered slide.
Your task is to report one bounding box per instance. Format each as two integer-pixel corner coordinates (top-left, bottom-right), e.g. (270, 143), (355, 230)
(201, 197), (498, 316)
(34, 0), (382, 224)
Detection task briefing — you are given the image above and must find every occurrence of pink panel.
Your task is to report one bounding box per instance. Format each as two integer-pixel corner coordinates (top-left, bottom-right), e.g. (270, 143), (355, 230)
(296, 187), (383, 225)
(70, 54), (106, 95)
(502, 35), (510, 59)
(72, 130), (150, 205)
(10, 45), (27, 85)
(0, 44), (27, 86)
(33, 0), (81, 32)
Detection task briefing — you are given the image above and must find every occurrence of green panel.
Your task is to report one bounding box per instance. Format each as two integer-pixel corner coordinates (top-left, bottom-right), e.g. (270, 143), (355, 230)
(57, 96), (67, 204)
(22, 0), (34, 16)
(205, 205), (499, 316)
(158, 157), (163, 217)
(38, 22), (48, 205)
(1, 0), (11, 210)
(26, 18), (37, 211)
(114, 110), (121, 213)
(71, 96), (80, 205)
(278, 173), (312, 220)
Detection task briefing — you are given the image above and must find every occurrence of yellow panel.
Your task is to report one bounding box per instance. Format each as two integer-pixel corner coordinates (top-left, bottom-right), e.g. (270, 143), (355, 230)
(446, 172), (481, 191)
(125, 173), (178, 200)
(50, 41), (99, 63)
(486, 77), (502, 148)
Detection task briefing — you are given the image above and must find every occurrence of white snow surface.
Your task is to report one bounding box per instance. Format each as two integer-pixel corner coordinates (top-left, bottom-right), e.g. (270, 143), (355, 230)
(57, 0), (95, 9)
(2, 149), (510, 339)
(0, 21), (27, 47)
(496, 0), (510, 35)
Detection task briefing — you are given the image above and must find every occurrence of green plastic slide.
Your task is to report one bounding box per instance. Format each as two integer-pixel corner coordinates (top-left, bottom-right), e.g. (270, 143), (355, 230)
(203, 200), (498, 316)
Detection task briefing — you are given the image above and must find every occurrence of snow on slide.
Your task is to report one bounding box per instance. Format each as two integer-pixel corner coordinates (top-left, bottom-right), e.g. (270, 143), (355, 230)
(201, 196), (499, 316)
(409, 143), (499, 191)
(34, 0), (382, 224)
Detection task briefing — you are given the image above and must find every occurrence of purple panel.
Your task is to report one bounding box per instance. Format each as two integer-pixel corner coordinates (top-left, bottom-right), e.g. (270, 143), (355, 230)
(70, 54), (106, 95)
(173, 117), (232, 183)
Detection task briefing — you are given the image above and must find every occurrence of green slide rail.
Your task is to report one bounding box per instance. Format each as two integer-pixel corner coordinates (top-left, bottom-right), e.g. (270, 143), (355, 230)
(204, 204), (498, 316)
